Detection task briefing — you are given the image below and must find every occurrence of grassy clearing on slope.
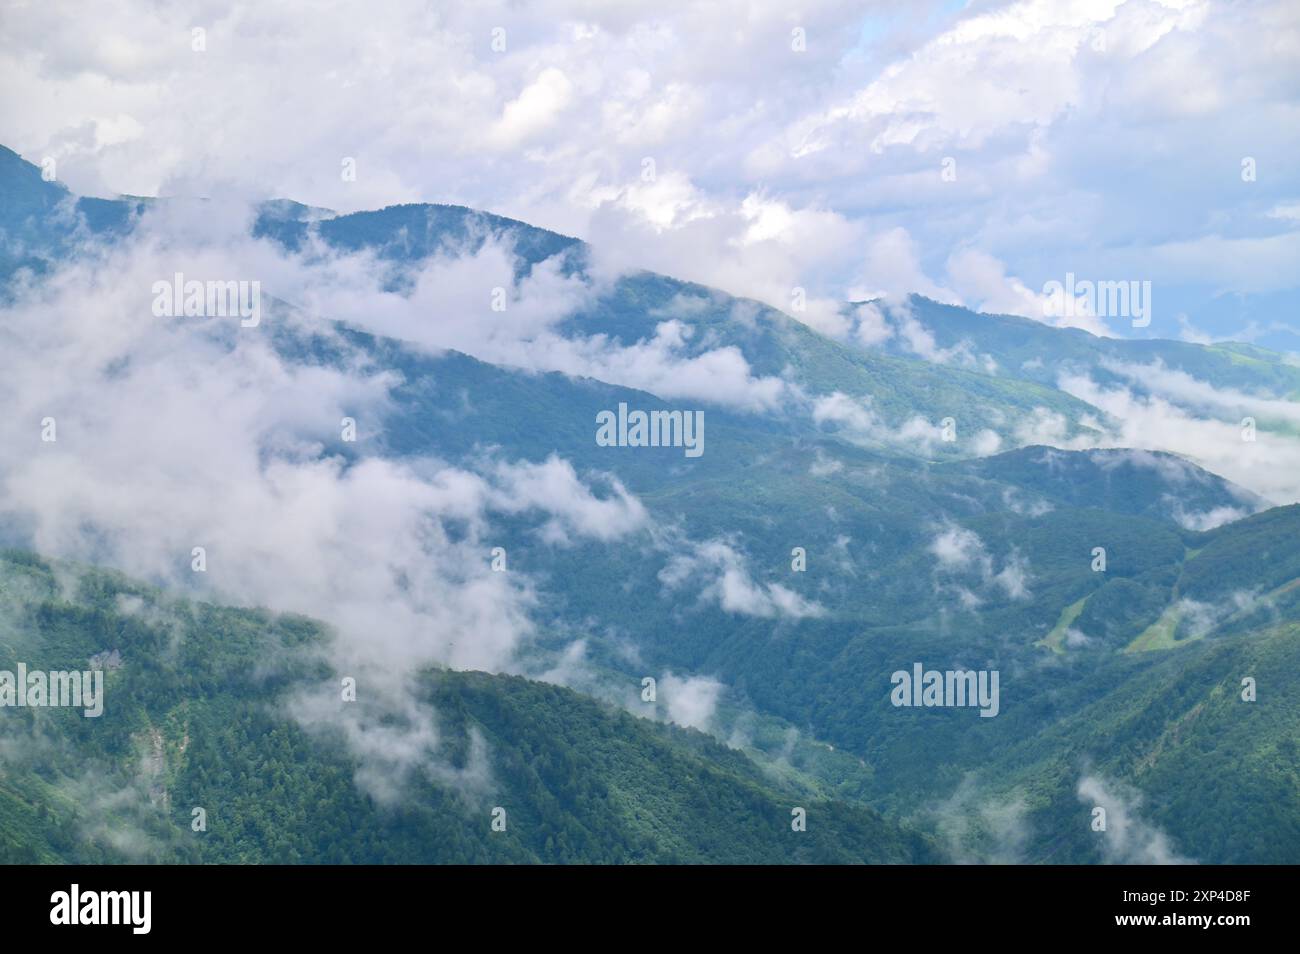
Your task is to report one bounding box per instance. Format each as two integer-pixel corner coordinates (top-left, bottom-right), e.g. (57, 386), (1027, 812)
(1037, 597), (1088, 653)
(1125, 606), (1190, 652)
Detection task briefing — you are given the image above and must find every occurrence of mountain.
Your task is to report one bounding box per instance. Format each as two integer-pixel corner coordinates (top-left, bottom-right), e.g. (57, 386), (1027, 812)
(1, 143), (1298, 864)
(960, 445), (1266, 523)
(0, 146), (1101, 453)
(0, 145), (142, 288)
(861, 294), (1300, 405)
(0, 551), (933, 864)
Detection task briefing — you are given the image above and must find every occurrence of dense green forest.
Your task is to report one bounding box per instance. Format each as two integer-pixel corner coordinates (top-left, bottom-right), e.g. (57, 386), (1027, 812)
(0, 551), (933, 864)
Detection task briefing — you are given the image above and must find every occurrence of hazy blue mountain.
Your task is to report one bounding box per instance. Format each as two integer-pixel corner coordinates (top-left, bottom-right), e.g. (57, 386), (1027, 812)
(0, 145), (143, 288)
(857, 294), (1300, 404)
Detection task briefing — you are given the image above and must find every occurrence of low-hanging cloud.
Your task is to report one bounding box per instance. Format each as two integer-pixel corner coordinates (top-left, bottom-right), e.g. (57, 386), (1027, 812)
(0, 204), (660, 794)
(272, 227), (792, 413)
(658, 538), (825, 620)
(1044, 371), (1300, 506)
(1077, 774), (1192, 865)
(929, 523), (1032, 603)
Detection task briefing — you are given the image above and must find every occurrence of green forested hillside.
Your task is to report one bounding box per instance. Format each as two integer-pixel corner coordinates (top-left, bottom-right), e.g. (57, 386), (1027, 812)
(965, 619), (1300, 864)
(0, 551), (933, 864)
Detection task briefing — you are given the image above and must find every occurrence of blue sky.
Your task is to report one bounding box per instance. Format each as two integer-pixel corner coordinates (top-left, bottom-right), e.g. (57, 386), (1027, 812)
(2, 0), (1297, 348)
